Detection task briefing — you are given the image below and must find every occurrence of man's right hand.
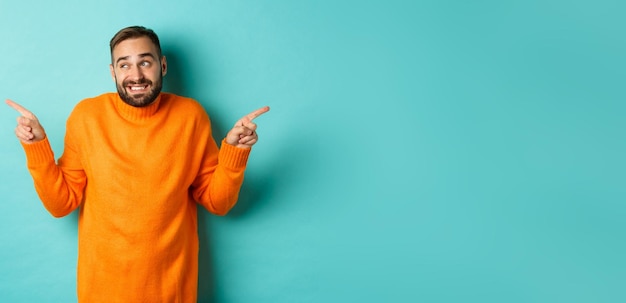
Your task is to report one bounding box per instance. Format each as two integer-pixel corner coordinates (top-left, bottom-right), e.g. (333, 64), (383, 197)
(6, 99), (47, 144)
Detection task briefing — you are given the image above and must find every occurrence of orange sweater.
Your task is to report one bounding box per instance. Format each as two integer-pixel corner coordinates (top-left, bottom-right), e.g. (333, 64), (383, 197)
(22, 92), (250, 302)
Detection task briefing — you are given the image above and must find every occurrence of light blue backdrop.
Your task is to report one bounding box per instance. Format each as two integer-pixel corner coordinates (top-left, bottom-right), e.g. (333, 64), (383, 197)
(1, 0), (624, 302)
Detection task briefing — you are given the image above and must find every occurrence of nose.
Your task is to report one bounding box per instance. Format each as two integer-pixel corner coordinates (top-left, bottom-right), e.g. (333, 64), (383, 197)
(128, 65), (145, 81)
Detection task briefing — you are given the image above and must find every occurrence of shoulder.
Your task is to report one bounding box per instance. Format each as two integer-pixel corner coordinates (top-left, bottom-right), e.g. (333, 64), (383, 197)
(161, 93), (204, 110)
(66, 93), (116, 123)
(70, 93), (116, 115)
(160, 93), (210, 121)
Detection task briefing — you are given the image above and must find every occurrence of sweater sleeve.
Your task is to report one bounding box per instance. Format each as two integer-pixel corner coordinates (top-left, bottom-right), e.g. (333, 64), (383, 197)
(21, 136), (86, 218)
(190, 138), (251, 216)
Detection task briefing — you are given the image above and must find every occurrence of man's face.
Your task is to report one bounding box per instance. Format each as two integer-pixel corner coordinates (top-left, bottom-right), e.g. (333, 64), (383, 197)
(109, 37), (167, 107)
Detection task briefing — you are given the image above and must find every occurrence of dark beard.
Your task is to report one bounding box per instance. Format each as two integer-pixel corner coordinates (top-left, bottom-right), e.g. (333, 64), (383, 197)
(116, 75), (163, 108)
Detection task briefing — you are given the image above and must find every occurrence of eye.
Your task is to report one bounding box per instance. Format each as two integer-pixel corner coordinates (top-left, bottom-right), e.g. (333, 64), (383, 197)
(140, 61), (151, 67)
(119, 63), (129, 69)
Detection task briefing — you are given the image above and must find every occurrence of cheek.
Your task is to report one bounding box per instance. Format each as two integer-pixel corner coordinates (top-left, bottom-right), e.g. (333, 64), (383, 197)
(152, 69), (163, 79)
(113, 70), (124, 82)
(115, 76), (129, 88)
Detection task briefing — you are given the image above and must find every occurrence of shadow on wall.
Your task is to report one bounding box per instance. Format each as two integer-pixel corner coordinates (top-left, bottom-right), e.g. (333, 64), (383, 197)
(228, 140), (307, 218)
(162, 48), (187, 98)
(196, 140), (309, 302)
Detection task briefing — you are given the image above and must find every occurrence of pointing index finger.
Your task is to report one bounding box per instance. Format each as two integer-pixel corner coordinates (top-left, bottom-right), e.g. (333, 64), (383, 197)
(241, 106), (270, 123)
(6, 99), (35, 118)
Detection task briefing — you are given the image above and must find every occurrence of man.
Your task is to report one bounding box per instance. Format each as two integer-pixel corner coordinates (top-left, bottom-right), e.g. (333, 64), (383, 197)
(6, 26), (268, 302)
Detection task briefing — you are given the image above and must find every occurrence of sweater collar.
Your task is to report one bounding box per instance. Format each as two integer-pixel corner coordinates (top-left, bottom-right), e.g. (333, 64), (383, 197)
(113, 93), (162, 122)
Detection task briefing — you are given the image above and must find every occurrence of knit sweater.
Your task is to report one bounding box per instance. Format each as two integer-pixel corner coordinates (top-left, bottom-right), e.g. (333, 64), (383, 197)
(21, 92), (250, 302)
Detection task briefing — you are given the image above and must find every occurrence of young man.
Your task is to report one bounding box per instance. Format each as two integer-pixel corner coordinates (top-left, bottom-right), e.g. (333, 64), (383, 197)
(7, 26), (268, 302)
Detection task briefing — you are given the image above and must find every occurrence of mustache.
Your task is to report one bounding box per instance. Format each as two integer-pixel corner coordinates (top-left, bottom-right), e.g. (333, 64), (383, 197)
(123, 79), (153, 86)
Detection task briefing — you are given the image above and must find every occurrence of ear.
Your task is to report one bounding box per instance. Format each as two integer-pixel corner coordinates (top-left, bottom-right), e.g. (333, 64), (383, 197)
(109, 64), (116, 81)
(161, 56), (168, 77)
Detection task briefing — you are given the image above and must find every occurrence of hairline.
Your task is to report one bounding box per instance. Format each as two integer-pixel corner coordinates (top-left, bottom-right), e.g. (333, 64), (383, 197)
(109, 26), (163, 63)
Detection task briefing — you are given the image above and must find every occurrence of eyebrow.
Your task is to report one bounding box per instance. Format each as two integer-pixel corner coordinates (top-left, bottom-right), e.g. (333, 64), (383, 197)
(115, 53), (157, 64)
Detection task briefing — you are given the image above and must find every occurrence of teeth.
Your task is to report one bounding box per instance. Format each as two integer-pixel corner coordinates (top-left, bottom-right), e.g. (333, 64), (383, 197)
(130, 86), (145, 91)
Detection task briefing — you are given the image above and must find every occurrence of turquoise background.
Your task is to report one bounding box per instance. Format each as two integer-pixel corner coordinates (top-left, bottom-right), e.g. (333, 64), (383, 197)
(1, 0), (625, 302)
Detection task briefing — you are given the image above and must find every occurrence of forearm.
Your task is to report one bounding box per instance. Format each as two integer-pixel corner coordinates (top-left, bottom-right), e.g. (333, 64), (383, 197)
(192, 140), (250, 215)
(22, 137), (85, 217)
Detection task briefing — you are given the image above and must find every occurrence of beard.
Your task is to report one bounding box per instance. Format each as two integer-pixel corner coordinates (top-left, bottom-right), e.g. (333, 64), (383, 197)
(115, 74), (163, 107)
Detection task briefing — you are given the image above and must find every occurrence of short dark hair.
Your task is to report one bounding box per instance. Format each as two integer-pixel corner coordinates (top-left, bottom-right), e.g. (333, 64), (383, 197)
(109, 26), (162, 62)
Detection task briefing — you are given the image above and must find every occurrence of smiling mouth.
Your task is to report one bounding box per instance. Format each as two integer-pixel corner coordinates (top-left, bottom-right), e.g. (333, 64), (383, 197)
(128, 85), (149, 93)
